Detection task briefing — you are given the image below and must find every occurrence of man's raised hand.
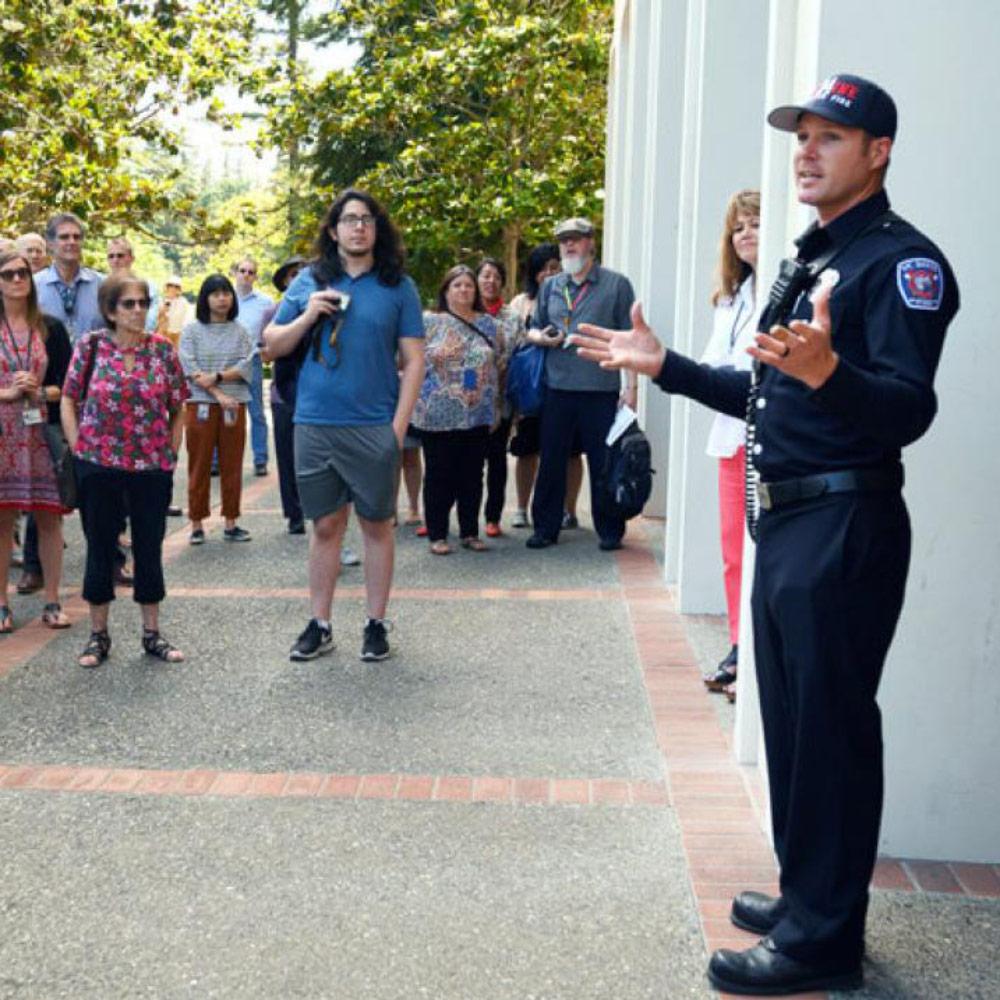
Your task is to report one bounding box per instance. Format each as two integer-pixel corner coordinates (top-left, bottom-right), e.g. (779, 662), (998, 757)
(571, 302), (667, 377)
(748, 279), (839, 390)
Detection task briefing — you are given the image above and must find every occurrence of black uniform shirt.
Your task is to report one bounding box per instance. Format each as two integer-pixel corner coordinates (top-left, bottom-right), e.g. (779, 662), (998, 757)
(653, 190), (960, 480)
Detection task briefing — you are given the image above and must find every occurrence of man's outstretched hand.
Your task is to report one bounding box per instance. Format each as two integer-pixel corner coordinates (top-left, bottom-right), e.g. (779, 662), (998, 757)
(749, 279), (839, 389)
(571, 303), (667, 377)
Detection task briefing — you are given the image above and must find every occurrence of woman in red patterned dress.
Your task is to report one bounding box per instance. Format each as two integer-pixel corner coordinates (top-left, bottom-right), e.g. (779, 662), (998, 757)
(0, 251), (70, 634)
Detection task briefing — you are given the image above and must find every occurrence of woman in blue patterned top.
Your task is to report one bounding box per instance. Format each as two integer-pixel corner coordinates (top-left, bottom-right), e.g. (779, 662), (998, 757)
(411, 265), (508, 554)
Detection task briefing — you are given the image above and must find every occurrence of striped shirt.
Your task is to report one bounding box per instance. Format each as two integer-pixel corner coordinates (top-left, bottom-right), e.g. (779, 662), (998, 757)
(178, 320), (255, 404)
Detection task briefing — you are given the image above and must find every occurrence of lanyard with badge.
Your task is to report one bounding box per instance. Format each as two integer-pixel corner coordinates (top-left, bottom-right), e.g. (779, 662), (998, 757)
(559, 281), (591, 349)
(0, 321), (44, 426)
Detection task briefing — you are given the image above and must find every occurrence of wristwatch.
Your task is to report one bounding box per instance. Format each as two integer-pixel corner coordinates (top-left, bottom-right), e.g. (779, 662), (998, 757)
(214, 372), (223, 385)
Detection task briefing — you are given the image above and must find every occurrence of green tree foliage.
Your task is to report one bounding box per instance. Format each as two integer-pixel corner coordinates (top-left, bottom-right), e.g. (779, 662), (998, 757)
(0, 0), (252, 238)
(259, 0), (612, 295)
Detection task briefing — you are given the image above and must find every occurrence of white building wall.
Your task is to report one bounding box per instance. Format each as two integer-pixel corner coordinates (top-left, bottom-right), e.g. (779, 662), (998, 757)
(606, 0), (1000, 862)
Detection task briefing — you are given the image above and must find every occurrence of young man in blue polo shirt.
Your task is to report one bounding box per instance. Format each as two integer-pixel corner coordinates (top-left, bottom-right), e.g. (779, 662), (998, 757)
(264, 190), (424, 662)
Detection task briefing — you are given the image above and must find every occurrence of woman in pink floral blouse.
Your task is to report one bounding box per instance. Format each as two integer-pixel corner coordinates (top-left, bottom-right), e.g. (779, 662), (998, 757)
(61, 272), (188, 668)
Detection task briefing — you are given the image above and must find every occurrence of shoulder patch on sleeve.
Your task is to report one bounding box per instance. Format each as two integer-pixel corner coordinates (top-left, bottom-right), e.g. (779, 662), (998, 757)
(896, 258), (943, 311)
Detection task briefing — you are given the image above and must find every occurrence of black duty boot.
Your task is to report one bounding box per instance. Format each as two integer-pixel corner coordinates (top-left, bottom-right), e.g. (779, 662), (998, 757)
(708, 937), (862, 995)
(730, 891), (786, 935)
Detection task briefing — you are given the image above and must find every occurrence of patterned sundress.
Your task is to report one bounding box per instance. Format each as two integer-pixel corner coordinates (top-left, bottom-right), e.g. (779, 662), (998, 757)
(0, 324), (64, 512)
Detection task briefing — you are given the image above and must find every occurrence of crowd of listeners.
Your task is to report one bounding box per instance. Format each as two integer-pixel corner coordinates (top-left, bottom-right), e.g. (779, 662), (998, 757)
(0, 194), (749, 679)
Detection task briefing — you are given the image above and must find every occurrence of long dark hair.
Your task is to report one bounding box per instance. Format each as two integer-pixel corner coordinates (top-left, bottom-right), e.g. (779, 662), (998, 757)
(312, 188), (405, 288)
(436, 265), (484, 314)
(523, 243), (560, 298)
(196, 274), (239, 324)
(0, 251), (46, 337)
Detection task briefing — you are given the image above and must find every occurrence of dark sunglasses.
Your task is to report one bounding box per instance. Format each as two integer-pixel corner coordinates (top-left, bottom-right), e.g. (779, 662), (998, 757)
(0, 267), (31, 282)
(118, 297), (151, 310)
(107, 252), (130, 259)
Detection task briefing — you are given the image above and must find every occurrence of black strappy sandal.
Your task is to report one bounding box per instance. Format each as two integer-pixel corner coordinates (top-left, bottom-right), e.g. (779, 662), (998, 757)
(0, 605), (13, 634)
(141, 629), (184, 663)
(78, 630), (111, 669)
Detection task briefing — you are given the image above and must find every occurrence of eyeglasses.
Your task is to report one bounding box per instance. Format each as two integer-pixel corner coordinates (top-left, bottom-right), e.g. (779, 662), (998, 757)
(339, 213), (376, 228)
(118, 298), (151, 310)
(237, 268), (256, 276)
(0, 267), (31, 282)
(107, 252), (130, 260)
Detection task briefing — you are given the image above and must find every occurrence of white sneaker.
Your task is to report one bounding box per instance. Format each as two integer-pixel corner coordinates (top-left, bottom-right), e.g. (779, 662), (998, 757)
(511, 509), (529, 528)
(340, 546), (361, 566)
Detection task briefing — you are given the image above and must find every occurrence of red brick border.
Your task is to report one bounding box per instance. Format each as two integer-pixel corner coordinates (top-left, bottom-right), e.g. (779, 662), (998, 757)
(0, 762), (669, 809)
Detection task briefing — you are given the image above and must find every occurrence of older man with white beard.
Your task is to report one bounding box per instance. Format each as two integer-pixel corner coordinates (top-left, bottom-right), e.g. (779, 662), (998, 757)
(524, 217), (636, 551)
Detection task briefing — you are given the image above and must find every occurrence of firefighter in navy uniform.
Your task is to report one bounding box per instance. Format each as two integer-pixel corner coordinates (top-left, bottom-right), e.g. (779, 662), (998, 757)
(571, 74), (959, 996)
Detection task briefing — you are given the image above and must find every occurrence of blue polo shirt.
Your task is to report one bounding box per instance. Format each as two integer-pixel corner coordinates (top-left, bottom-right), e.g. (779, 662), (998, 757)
(34, 265), (105, 342)
(272, 266), (424, 426)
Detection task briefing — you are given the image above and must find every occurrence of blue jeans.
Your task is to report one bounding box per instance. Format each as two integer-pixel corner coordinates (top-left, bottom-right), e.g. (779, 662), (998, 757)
(248, 353), (269, 467)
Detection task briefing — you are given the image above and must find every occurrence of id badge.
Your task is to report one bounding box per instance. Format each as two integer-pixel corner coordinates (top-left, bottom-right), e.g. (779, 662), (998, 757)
(223, 406), (237, 426)
(22, 405), (44, 426)
(197, 403), (210, 422)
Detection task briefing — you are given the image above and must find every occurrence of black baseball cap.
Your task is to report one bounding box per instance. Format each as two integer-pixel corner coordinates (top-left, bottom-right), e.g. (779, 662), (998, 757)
(768, 74), (897, 140)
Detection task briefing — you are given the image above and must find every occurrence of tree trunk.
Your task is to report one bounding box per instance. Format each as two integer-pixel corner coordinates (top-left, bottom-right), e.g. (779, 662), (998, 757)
(502, 221), (521, 300)
(286, 0), (301, 238)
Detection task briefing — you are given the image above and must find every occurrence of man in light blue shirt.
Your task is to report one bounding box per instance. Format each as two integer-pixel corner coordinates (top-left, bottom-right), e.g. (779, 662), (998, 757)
(103, 236), (162, 334)
(232, 257), (273, 475)
(34, 213), (104, 342)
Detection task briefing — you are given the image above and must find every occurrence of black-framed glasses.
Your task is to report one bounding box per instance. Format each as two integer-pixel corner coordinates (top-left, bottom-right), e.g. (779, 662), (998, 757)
(0, 267), (31, 282)
(339, 213), (376, 228)
(118, 297), (151, 310)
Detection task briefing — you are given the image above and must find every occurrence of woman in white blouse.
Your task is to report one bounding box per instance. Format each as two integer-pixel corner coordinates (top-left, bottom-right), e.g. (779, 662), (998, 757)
(699, 190), (761, 699)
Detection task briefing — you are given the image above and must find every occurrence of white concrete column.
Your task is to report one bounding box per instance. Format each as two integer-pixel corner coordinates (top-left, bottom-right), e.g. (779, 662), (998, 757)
(665, 0), (770, 613)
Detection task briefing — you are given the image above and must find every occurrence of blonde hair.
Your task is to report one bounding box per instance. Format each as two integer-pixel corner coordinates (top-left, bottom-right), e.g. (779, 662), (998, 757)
(711, 189), (760, 306)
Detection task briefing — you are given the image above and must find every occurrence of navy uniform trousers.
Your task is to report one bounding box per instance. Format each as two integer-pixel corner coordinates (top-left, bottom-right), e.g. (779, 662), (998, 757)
(753, 488), (910, 964)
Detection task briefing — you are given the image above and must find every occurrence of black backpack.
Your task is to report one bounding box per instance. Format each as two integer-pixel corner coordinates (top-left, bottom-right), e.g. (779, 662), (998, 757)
(601, 420), (654, 520)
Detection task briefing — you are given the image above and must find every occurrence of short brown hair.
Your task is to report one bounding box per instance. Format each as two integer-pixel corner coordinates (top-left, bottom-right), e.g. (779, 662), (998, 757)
(436, 265), (484, 314)
(711, 190), (760, 306)
(98, 272), (150, 329)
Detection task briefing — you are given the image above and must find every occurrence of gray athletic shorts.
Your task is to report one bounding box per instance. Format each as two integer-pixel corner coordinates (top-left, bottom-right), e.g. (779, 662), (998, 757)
(294, 423), (400, 522)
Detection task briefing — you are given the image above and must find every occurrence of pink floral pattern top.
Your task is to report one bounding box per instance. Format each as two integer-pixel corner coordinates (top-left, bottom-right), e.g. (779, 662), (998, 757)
(63, 331), (188, 472)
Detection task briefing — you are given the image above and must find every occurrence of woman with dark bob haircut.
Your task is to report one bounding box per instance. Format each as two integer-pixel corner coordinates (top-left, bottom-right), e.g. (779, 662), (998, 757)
(195, 274), (240, 324)
(61, 271), (189, 668)
(179, 274), (255, 546)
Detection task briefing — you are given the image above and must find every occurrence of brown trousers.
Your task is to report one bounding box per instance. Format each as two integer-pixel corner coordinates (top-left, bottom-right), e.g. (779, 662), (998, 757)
(184, 402), (246, 521)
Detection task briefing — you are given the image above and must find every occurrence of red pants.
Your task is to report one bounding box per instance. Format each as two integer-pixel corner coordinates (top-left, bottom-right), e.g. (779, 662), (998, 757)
(718, 447), (746, 645)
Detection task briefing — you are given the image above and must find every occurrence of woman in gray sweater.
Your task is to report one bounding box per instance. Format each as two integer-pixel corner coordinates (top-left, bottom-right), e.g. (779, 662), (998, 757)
(178, 275), (256, 544)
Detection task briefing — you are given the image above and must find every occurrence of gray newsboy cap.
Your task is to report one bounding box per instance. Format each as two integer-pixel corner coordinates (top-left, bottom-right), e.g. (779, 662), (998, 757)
(554, 217), (595, 239)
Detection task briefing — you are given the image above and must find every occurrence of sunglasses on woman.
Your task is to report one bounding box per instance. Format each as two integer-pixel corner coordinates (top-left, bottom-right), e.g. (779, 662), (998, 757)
(118, 297), (151, 310)
(0, 267), (31, 282)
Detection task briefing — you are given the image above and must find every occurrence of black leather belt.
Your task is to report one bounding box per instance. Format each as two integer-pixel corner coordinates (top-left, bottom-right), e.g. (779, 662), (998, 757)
(757, 466), (903, 512)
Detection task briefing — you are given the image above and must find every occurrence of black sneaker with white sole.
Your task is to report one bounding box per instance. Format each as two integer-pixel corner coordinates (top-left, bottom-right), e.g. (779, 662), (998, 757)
(361, 618), (392, 661)
(223, 526), (252, 542)
(289, 619), (334, 661)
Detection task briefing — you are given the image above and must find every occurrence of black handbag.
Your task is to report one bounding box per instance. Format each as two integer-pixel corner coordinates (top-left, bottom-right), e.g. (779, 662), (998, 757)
(46, 335), (99, 510)
(43, 423), (76, 509)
